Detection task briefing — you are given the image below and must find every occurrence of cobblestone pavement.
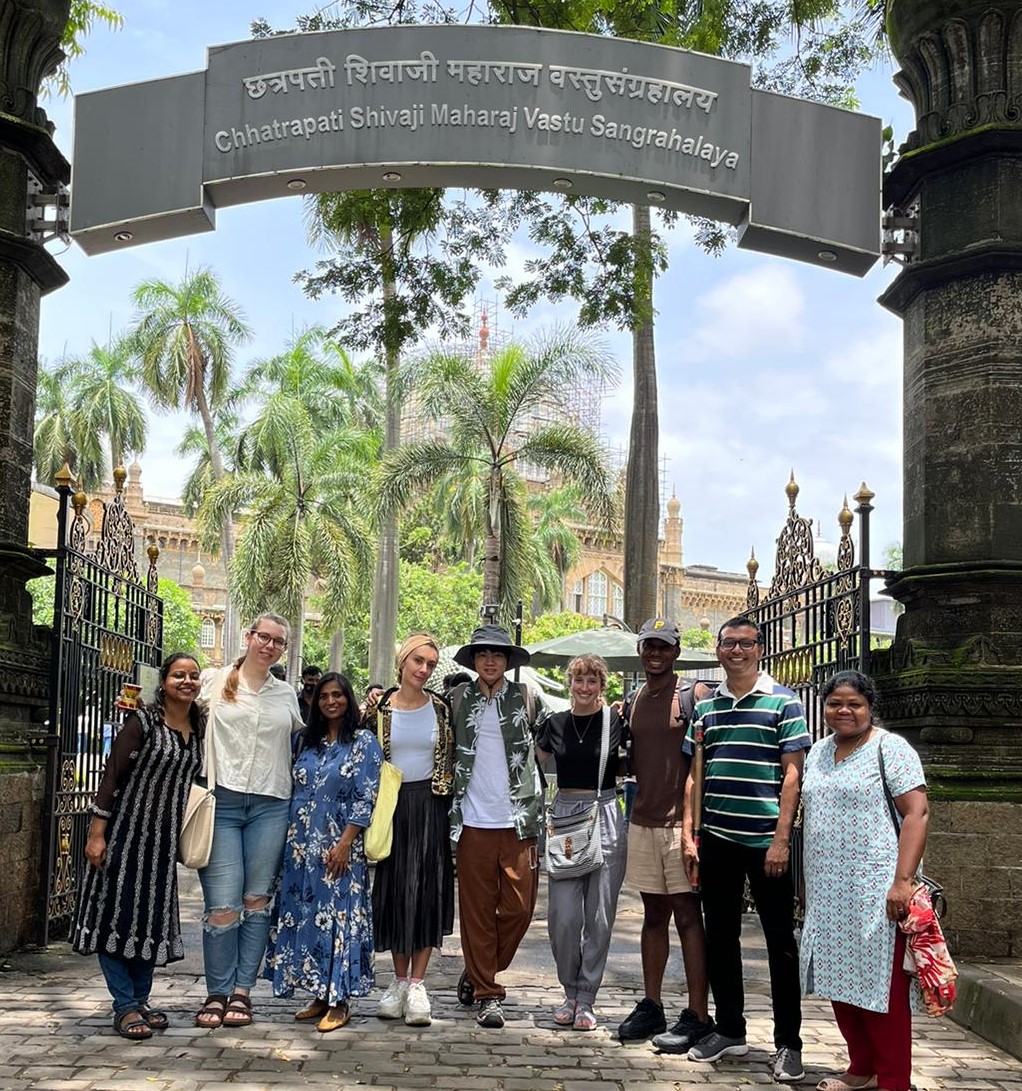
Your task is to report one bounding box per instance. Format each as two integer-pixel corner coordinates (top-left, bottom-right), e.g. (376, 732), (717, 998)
(2, 874), (1020, 1091)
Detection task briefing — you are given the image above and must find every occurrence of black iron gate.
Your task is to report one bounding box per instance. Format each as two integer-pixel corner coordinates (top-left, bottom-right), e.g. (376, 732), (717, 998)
(37, 467), (163, 945)
(747, 476), (890, 742)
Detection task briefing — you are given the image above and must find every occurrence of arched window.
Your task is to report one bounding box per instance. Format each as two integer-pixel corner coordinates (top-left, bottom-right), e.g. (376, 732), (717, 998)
(586, 571), (607, 618)
(611, 581), (624, 619)
(572, 579), (584, 613)
(200, 617), (216, 649)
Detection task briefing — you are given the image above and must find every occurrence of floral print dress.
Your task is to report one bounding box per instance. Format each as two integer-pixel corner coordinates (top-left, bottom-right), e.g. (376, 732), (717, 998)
(265, 729), (383, 1006)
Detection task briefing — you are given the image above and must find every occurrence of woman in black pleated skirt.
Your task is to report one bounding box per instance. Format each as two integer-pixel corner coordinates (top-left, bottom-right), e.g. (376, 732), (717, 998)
(369, 633), (455, 1026)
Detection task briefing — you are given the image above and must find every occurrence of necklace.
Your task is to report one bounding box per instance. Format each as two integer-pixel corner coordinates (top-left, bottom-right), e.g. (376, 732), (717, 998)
(834, 726), (873, 762)
(569, 708), (597, 744)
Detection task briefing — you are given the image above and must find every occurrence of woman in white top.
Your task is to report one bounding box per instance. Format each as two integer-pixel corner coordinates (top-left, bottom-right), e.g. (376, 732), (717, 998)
(194, 612), (303, 1030)
(370, 633), (455, 1027)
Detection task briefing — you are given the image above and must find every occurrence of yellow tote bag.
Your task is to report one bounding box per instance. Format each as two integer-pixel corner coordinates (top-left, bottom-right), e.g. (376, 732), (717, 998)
(365, 710), (403, 862)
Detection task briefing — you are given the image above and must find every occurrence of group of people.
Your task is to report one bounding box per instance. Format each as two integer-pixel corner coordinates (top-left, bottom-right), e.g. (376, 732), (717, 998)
(72, 608), (935, 1091)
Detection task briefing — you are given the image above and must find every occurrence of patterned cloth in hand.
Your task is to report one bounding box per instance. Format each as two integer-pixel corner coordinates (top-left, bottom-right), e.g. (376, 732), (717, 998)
(899, 884), (957, 1016)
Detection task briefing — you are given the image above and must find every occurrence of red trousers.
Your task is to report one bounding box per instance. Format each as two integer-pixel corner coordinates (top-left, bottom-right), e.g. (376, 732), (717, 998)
(456, 827), (538, 1000)
(832, 929), (912, 1091)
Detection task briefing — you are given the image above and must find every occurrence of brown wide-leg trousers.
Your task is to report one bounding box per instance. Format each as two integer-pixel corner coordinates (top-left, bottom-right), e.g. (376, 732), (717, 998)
(456, 826), (539, 1000)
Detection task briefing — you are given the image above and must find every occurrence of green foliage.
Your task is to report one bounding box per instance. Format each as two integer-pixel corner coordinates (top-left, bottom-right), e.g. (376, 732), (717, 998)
(521, 611), (601, 645)
(27, 575), (55, 628)
(46, 2), (124, 98)
(376, 329), (617, 622)
(680, 626), (714, 649)
(339, 561), (484, 696)
(34, 359), (104, 491)
(130, 267), (251, 417)
(158, 578), (203, 662)
(300, 622), (333, 674)
(26, 574), (203, 664)
(488, 0), (881, 328)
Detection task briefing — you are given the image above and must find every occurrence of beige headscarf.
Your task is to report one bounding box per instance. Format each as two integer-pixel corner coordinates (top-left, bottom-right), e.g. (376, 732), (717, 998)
(395, 633), (440, 684)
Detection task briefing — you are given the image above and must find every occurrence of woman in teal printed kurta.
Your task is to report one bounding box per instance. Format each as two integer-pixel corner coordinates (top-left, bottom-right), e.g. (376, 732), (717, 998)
(800, 670), (928, 1091)
(265, 673), (382, 1033)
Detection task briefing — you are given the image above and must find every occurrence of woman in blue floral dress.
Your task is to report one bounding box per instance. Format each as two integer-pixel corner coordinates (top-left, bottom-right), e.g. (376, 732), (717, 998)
(265, 672), (383, 1032)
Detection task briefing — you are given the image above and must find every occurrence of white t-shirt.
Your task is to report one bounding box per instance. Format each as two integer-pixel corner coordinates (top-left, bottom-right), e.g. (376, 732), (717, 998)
(462, 697), (513, 828)
(200, 668), (301, 799)
(389, 701), (437, 782)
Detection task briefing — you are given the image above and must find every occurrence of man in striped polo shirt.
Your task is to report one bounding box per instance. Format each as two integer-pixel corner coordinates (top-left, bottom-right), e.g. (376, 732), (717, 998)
(681, 615), (810, 1083)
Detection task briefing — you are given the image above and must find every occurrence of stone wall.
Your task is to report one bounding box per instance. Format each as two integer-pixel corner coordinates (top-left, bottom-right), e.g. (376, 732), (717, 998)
(926, 799), (1021, 957)
(0, 769), (45, 953)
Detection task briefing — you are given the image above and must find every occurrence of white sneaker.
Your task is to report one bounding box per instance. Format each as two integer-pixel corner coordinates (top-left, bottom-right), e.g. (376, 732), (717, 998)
(377, 978), (408, 1019)
(404, 981), (432, 1026)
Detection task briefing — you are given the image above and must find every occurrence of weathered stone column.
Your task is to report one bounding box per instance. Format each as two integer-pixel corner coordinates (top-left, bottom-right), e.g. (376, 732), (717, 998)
(0, 0), (70, 952)
(875, 0), (1022, 956)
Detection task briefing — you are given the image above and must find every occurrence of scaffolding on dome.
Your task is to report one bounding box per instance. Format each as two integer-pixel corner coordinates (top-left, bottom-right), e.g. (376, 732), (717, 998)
(400, 297), (606, 485)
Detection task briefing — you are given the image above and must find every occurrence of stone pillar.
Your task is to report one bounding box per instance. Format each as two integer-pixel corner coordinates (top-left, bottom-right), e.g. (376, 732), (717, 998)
(0, 0), (70, 953)
(874, 0), (1022, 956)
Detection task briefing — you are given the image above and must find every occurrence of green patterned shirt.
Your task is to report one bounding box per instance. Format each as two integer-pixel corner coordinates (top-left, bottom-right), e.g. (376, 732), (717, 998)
(449, 679), (547, 842)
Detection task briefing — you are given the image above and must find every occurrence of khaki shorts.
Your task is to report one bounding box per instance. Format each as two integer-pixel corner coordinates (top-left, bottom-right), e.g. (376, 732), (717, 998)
(625, 823), (693, 895)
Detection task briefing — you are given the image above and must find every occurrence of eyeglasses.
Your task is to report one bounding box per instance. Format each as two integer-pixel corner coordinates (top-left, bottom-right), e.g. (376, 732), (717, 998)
(250, 630), (287, 650)
(718, 638), (760, 650)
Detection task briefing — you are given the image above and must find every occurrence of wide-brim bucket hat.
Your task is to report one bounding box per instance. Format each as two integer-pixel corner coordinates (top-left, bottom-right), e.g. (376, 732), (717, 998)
(454, 624), (531, 671)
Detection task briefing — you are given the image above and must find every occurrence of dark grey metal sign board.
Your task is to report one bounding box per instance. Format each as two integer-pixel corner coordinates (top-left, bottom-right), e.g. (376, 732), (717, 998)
(71, 25), (881, 275)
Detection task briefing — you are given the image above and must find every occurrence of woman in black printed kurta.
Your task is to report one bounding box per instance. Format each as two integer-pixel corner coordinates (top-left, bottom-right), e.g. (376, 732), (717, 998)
(72, 654), (205, 1040)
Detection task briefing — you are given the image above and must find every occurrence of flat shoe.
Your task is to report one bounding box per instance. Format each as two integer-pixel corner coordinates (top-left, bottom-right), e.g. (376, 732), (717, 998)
(553, 999), (577, 1026)
(223, 993), (253, 1027)
(817, 1078), (878, 1091)
(295, 999), (329, 1022)
(317, 1003), (350, 1032)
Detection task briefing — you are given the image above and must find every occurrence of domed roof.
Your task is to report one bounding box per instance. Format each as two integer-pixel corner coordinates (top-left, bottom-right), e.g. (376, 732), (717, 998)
(814, 520), (839, 569)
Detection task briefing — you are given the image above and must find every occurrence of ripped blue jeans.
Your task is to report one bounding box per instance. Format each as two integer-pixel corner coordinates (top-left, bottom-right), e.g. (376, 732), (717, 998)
(197, 787), (290, 996)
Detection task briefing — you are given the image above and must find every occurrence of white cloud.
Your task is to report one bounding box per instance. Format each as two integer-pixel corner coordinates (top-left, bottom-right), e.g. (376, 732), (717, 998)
(676, 264), (807, 363)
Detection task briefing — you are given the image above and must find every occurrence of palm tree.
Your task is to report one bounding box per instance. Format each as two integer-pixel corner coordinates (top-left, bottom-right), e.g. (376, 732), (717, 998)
(33, 358), (104, 491)
(377, 329), (617, 622)
(238, 326), (381, 436)
(304, 190), (445, 684)
(527, 487), (586, 613)
(64, 339), (147, 473)
(129, 267), (251, 658)
(199, 392), (374, 681)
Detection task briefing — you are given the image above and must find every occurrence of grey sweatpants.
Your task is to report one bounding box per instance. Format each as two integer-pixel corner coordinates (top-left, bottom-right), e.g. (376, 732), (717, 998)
(546, 789), (627, 1006)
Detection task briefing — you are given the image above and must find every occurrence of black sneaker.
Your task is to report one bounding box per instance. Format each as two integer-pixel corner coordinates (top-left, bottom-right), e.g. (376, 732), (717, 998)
(617, 997), (667, 1041)
(476, 997), (505, 1028)
(652, 1009), (715, 1054)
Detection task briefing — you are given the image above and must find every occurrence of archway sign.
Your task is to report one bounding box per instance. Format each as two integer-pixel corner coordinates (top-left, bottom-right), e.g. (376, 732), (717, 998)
(71, 26), (881, 275)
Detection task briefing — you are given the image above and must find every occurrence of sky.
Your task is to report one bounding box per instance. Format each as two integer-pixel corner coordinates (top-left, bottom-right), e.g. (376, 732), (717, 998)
(37, 2), (916, 583)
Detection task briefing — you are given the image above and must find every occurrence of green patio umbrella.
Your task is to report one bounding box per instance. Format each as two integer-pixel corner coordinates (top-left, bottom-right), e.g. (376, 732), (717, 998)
(527, 627), (719, 673)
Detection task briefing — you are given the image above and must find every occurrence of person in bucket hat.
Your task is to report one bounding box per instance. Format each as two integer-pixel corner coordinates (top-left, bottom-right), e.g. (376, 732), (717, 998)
(448, 624), (545, 1029)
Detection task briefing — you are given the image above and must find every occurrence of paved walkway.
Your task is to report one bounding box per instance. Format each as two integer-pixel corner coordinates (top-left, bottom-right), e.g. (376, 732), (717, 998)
(1, 872), (1021, 1091)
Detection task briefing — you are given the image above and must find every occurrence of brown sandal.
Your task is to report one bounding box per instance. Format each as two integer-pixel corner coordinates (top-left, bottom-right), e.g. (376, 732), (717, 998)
(223, 992), (253, 1027)
(195, 994), (228, 1028)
